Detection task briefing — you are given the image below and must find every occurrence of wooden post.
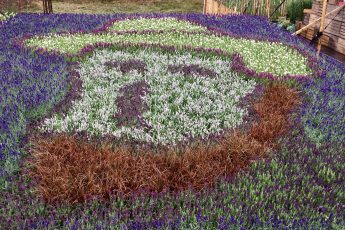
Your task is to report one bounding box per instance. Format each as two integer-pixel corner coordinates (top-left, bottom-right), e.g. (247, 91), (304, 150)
(43, 0), (47, 13)
(203, 0), (206, 14)
(48, 0), (53, 13)
(43, 0), (53, 14)
(317, 0), (328, 57)
(261, 0), (263, 15)
(208, 0), (211, 14)
(266, 0), (270, 18)
(251, 0), (254, 15)
(257, 0), (260, 15)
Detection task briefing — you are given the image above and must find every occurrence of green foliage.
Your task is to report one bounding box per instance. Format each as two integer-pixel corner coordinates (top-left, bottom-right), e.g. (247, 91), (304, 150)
(288, 0), (312, 23)
(226, 0), (313, 20)
(0, 11), (16, 22)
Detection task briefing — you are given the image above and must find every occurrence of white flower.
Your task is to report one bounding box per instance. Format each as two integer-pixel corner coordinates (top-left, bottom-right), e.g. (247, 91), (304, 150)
(40, 49), (256, 145)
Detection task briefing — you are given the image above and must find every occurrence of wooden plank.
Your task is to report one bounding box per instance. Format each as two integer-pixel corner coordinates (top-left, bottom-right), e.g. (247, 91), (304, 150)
(204, 0), (233, 15)
(313, 3), (339, 12)
(312, 11), (345, 21)
(339, 37), (345, 45)
(335, 42), (345, 51)
(310, 7), (345, 21)
(327, 37), (337, 49)
(340, 29), (345, 36)
(312, 2), (344, 16)
(332, 47), (344, 55)
(306, 28), (316, 40)
(320, 19), (343, 28)
(306, 0), (345, 56)
(298, 0), (345, 53)
(338, 23), (345, 37)
(309, 13), (344, 26)
(304, 9), (313, 14)
(312, 5), (345, 14)
(295, 4), (345, 35)
(341, 23), (345, 31)
(333, 43), (345, 54)
(300, 28), (335, 47)
(300, 26), (345, 40)
(323, 30), (345, 39)
(324, 23), (342, 34)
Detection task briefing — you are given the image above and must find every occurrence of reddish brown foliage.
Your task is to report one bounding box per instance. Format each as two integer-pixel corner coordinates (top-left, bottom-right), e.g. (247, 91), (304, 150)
(28, 134), (264, 204)
(27, 83), (301, 204)
(249, 84), (301, 143)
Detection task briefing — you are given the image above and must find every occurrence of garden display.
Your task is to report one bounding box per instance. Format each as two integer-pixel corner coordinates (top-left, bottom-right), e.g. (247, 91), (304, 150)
(0, 13), (344, 229)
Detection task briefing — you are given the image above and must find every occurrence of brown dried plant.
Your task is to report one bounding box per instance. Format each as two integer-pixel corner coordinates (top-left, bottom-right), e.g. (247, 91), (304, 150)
(27, 83), (301, 204)
(249, 83), (301, 143)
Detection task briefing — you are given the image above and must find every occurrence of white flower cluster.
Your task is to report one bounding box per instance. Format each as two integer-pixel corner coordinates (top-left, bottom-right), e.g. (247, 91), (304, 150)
(26, 17), (311, 77)
(110, 17), (207, 32)
(41, 49), (256, 145)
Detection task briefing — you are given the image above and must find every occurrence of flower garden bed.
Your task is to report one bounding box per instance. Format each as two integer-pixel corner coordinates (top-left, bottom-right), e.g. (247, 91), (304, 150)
(0, 13), (344, 229)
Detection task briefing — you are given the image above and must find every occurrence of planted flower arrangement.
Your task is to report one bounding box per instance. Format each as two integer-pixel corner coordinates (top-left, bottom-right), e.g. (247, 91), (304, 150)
(0, 13), (344, 229)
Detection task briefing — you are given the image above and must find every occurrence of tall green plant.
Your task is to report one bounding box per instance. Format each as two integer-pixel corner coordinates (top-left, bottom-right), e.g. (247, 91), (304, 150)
(225, 0), (313, 20)
(288, 0), (312, 23)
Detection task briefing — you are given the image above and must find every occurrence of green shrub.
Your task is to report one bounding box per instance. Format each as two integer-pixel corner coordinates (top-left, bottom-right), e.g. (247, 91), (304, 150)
(288, 0), (312, 23)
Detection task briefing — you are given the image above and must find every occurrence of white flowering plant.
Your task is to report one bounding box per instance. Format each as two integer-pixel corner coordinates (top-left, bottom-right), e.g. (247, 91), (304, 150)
(109, 17), (207, 33)
(41, 49), (256, 145)
(25, 17), (312, 77)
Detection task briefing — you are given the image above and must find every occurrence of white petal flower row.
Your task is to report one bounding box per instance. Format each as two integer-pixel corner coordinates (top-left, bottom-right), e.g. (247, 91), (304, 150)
(110, 17), (207, 32)
(25, 18), (312, 77)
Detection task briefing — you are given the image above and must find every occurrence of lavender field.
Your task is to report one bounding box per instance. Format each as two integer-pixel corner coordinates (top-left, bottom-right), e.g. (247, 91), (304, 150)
(0, 13), (344, 229)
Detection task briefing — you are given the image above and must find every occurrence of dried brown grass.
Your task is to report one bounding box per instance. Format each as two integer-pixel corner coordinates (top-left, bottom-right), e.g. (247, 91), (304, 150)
(27, 83), (301, 204)
(249, 84), (301, 143)
(28, 135), (261, 204)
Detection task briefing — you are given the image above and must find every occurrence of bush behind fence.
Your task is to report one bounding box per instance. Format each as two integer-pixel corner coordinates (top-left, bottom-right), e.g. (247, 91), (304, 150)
(221, 0), (312, 19)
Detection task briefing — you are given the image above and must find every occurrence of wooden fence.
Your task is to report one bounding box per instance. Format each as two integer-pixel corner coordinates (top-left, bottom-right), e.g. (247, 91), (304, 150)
(203, 0), (235, 15)
(204, 0), (294, 17)
(299, 0), (345, 55)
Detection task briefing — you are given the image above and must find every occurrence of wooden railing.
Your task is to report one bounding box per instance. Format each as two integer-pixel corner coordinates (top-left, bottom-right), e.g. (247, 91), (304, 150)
(297, 0), (345, 55)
